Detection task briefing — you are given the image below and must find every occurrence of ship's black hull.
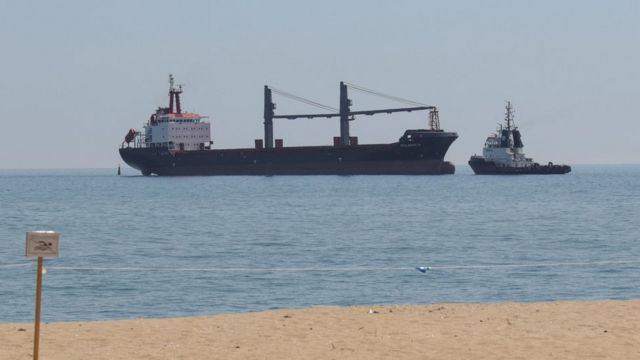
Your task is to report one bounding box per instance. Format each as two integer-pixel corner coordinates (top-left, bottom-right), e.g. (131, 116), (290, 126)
(468, 157), (571, 175)
(120, 132), (457, 176)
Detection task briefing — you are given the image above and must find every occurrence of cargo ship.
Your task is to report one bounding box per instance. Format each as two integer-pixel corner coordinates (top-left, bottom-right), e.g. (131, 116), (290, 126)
(119, 76), (458, 176)
(468, 102), (571, 175)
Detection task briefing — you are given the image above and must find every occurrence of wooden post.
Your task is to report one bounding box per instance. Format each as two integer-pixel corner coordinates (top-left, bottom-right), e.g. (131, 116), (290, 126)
(33, 256), (43, 360)
(25, 230), (60, 360)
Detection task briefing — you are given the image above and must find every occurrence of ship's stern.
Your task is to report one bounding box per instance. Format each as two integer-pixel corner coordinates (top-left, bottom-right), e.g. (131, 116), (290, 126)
(119, 147), (157, 175)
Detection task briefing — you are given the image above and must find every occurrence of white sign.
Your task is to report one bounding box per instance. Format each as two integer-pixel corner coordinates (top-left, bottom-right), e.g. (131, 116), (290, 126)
(26, 231), (59, 257)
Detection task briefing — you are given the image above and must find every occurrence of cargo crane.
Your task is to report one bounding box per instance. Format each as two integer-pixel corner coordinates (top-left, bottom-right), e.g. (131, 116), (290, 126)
(263, 82), (440, 149)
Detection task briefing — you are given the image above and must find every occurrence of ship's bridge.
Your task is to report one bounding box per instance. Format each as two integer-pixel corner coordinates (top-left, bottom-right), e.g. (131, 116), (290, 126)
(154, 112), (207, 123)
(484, 135), (500, 148)
(122, 75), (212, 151)
(146, 112), (211, 151)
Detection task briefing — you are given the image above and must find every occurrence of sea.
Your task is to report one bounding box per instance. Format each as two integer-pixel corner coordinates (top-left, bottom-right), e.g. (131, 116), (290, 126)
(1, 165), (639, 323)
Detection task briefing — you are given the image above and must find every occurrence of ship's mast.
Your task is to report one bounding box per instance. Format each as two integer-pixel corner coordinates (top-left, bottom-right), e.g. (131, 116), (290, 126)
(169, 75), (174, 113)
(264, 86), (275, 149)
(339, 81), (352, 146)
(505, 101), (514, 132)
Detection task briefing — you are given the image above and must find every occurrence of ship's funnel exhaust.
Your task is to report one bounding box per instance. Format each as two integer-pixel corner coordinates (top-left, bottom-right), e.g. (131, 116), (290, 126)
(168, 74), (182, 114)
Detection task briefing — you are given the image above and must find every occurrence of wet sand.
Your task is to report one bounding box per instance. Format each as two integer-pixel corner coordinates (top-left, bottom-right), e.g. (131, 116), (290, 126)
(2, 300), (639, 359)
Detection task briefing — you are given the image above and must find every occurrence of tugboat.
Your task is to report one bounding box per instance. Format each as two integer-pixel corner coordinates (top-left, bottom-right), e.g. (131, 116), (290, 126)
(468, 102), (571, 175)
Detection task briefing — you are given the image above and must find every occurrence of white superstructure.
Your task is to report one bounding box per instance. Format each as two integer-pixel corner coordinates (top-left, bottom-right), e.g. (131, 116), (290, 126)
(473, 101), (535, 168)
(481, 134), (534, 168)
(145, 113), (210, 151)
(128, 75), (212, 151)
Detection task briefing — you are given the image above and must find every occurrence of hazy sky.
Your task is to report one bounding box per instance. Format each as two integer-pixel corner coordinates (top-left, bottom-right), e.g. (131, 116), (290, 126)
(1, 0), (638, 169)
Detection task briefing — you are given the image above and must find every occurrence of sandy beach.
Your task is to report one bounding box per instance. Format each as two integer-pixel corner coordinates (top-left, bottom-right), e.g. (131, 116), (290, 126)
(2, 300), (639, 359)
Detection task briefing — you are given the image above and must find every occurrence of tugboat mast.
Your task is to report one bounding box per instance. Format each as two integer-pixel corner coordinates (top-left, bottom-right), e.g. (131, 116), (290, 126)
(505, 100), (514, 132)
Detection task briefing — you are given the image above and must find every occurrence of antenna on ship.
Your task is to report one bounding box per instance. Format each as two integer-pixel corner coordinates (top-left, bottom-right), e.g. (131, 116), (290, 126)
(505, 101), (514, 132)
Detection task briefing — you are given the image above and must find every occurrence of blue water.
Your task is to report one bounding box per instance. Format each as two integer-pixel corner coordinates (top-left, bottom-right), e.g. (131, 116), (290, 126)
(1, 165), (639, 322)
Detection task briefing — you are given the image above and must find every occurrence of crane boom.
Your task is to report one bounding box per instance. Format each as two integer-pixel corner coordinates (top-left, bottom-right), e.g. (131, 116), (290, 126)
(273, 106), (435, 120)
(264, 82), (437, 147)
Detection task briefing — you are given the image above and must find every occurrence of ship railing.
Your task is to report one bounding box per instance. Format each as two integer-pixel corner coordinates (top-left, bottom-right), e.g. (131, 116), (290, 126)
(121, 131), (149, 149)
(135, 132), (147, 148)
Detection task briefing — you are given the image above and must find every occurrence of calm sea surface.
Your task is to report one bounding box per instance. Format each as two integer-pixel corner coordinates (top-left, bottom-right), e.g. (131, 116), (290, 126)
(1, 165), (639, 322)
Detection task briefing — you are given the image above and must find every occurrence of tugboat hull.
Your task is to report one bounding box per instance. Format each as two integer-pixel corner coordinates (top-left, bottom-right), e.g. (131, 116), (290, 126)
(468, 157), (571, 175)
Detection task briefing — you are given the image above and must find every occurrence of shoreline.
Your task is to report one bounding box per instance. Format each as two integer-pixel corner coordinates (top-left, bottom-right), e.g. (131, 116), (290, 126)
(2, 299), (639, 359)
